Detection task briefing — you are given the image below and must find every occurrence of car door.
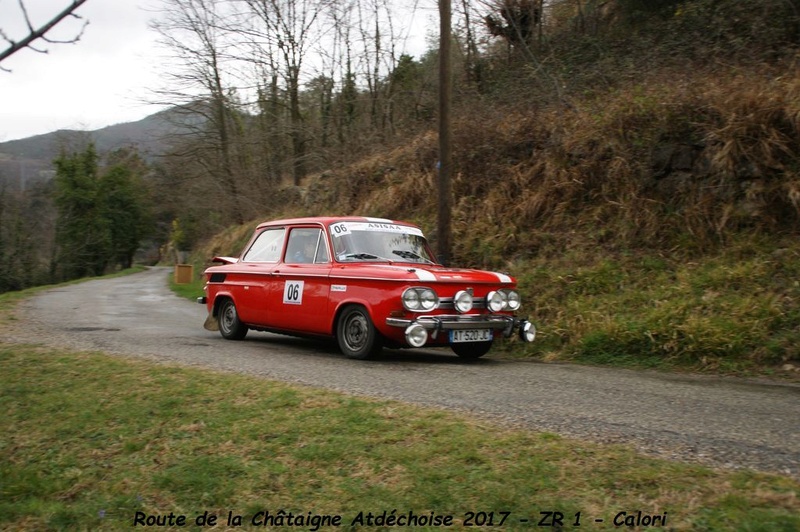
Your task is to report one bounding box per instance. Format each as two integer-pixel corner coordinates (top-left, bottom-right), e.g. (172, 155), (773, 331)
(268, 226), (333, 334)
(234, 226), (286, 325)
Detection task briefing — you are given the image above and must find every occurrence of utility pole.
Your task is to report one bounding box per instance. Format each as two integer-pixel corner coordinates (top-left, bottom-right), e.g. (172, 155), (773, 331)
(438, 0), (453, 266)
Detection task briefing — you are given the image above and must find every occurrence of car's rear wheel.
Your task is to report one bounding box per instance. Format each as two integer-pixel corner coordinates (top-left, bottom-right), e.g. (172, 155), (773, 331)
(337, 305), (382, 359)
(451, 341), (492, 359)
(218, 298), (248, 340)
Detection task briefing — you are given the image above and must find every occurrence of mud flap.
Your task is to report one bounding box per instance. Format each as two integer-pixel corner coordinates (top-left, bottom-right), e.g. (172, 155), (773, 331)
(203, 312), (219, 331)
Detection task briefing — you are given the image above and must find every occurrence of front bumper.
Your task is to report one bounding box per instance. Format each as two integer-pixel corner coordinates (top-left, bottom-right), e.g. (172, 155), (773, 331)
(386, 314), (536, 344)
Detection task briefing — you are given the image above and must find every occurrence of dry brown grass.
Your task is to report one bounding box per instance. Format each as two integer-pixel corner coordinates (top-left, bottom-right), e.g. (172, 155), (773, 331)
(194, 57), (800, 276)
(287, 60), (800, 269)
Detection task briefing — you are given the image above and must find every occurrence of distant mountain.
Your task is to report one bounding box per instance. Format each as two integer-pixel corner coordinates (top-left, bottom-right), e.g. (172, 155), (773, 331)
(0, 108), (185, 189)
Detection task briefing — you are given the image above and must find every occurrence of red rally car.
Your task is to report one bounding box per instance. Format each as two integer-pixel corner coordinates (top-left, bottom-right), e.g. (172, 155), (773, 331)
(199, 216), (536, 359)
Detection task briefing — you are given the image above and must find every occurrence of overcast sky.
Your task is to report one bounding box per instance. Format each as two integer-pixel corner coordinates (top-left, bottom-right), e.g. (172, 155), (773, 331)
(0, 0), (168, 142)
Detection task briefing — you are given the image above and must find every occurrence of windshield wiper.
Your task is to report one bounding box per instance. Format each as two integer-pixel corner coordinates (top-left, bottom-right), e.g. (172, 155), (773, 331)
(340, 252), (391, 261)
(392, 250), (434, 263)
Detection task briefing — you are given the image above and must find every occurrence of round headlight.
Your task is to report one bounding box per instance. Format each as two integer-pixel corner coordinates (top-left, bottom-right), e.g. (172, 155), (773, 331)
(419, 288), (438, 311)
(506, 290), (521, 310)
(486, 290), (505, 312)
(402, 288), (421, 311)
(405, 323), (428, 347)
(453, 290), (473, 313)
(520, 321), (536, 342)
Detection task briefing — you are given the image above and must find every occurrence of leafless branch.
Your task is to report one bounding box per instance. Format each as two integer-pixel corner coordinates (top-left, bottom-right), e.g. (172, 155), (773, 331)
(0, 0), (90, 71)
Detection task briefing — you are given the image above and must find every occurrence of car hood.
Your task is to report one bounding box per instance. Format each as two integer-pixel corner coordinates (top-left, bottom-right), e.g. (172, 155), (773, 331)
(331, 263), (514, 285)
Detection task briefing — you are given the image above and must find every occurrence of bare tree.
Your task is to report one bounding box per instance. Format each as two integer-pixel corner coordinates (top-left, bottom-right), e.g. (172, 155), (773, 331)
(477, 0), (566, 101)
(458, 0), (481, 84)
(326, 0), (360, 153)
(244, 0), (332, 186)
(151, 0), (248, 223)
(485, 0), (541, 49)
(0, 0), (89, 71)
(356, 0), (401, 136)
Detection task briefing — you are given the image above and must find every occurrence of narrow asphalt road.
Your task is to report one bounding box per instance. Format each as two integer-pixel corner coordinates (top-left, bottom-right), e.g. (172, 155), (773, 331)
(6, 267), (799, 478)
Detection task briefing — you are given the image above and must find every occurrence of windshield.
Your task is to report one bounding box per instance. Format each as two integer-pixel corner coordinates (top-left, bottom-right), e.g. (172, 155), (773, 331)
(329, 221), (435, 264)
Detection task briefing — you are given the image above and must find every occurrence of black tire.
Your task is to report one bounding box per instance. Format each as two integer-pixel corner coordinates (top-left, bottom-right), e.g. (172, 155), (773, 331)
(336, 305), (382, 359)
(451, 341), (493, 359)
(218, 298), (248, 340)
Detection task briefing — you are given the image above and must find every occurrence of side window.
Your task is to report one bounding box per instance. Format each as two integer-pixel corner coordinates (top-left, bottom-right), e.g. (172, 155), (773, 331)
(285, 228), (329, 264)
(242, 228), (285, 262)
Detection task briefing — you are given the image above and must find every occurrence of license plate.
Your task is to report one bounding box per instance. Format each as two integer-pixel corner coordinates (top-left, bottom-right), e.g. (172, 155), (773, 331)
(449, 329), (492, 343)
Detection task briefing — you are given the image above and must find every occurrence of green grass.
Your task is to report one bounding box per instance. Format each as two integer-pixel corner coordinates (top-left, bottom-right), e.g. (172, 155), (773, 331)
(169, 274), (205, 302)
(1, 345), (798, 531)
(512, 237), (800, 376)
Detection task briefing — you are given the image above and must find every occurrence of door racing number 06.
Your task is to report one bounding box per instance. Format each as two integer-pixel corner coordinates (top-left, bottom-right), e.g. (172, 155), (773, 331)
(283, 280), (304, 305)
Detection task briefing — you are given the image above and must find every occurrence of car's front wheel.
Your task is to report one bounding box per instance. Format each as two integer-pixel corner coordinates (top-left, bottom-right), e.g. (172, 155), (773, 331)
(451, 341), (492, 359)
(336, 305), (382, 360)
(218, 298), (248, 340)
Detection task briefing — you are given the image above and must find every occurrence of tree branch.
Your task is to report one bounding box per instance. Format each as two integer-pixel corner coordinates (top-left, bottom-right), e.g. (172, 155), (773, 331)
(0, 0), (90, 69)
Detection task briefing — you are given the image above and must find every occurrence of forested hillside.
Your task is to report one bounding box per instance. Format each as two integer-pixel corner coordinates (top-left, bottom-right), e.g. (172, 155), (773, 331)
(155, 0), (800, 256)
(2, 0), (799, 373)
